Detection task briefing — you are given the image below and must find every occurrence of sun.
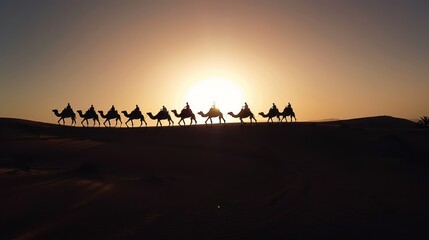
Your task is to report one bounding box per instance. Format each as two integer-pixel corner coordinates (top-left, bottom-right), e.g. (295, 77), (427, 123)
(184, 76), (245, 113)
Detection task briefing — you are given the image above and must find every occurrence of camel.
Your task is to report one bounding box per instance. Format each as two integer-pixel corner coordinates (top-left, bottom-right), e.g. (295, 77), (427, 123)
(147, 111), (174, 127)
(171, 109), (197, 126)
(52, 109), (76, 126)
(77, 110), (100, 127)
(197, 108), (225, 124)
(227, 108), (257, 124)
(259, 108), (280, 123)
(98, 110), (122, 127)
(280, 107), (297, 122)
(121, 110), (147, 127)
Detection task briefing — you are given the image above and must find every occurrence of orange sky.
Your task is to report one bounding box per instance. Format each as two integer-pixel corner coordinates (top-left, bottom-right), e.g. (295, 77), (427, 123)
(1, 1), (428, 125)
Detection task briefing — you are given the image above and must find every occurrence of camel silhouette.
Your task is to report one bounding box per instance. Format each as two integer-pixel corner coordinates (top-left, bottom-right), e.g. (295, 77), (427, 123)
(147, 111), (174, 127)
(280, 107), (297, 122)
(77, 110), (100, 127)
(259, 108), (280, 123)
(52, 109), (76, 126)
(197, 108), (226, 124)
(228, 108), (257, 124)
(171, 109), (197, 126)
(121, 110), (147, 127)
(98, 110), (122, 127)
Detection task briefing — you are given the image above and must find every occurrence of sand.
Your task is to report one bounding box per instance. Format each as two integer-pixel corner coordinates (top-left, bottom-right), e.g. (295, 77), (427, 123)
(1, 116), (428, 239)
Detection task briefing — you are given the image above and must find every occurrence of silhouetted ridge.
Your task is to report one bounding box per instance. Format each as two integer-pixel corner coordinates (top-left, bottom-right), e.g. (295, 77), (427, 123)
(328, 116), (416, 129)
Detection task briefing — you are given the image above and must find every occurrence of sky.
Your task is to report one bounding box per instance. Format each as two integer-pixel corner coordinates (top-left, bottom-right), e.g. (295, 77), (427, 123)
(1, 0), (428, 125)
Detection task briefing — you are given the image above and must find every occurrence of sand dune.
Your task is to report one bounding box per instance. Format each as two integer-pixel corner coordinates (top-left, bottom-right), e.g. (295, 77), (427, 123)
(1, 117), (428, 239)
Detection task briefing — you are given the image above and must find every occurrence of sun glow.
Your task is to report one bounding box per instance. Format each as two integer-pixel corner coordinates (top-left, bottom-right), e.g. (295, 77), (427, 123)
(184, 76), (245, 114)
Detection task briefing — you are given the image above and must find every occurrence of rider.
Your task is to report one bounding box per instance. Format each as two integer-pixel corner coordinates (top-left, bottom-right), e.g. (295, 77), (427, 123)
(64, 103), (72, 113)
(287, 102), (292, 109)
(243, 102), (249, 110)
(183, 102), (190, 110)
(161, 105), (168, 113)
(109, 105), (116, 113)
(133, 105), (140, 114)
(271, 103), (277, 111)
(89, 104), (95, 112)
(211, 101), (216, 110)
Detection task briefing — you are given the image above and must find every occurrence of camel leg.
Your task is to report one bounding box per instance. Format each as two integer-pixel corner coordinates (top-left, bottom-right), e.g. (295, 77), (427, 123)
(205, 118), (209, 124)
(139, 119), (142, 127)
(125, 119), (130, 128)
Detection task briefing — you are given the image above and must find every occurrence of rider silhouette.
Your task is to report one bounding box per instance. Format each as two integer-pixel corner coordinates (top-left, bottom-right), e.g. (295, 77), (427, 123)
(243, 102), (249, 110)
(184, 102), (190, 110)
(211, 102), (216, 109)
(109, 105), (116, 113)
(161, 105), (167, 113)
(89, 104), (95, 112)
(287, 102), (292, 109)
(271, 103), (277, 111)
(64, 103), (72, 113)
(132, 105), (140, 114)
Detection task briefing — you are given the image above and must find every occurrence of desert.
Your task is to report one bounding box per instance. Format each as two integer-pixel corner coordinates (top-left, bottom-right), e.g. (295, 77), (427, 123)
(1, 116), (428, 239)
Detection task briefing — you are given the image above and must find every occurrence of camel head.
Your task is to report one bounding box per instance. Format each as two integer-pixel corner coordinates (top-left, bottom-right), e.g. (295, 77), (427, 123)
(98, 110), (103, 114)
(258, 112), (264, 116)
(77, 110), (83, 113)
(121, 110), (127, 114)
(197, 111), (203, 115)
(171, 109), (177, 113)
(227, 112), (233, 116)
(52, 109), (58, 113)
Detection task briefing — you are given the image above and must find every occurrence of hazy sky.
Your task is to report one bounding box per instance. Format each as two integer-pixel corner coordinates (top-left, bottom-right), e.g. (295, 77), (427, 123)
(1, 0), (428, 124)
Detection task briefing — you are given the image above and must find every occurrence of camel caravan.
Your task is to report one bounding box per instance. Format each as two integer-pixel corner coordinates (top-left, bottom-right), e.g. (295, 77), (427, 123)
(52, 102), (296, 127)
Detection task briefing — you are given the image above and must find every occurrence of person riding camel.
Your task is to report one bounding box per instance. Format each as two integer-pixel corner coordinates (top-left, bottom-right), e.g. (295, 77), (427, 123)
(287, 102), (292, 109)
(243, 102), (249, 110)
(109, 105), (116, 113)
(271, 103), (277, 110)
(87, 105), (95, 114)
(64, 103), (72, 113)
(211, 102), (216, 110)
(184, 102), (190, 109)
(133, 105), (140, 114)
(161, 105), (168, 113)
(270, 103), (278, 114)
(183, 102), (191, 114)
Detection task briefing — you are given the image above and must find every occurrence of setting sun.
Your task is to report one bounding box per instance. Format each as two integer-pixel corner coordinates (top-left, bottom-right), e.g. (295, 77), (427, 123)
(184, 76), (245, 115)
